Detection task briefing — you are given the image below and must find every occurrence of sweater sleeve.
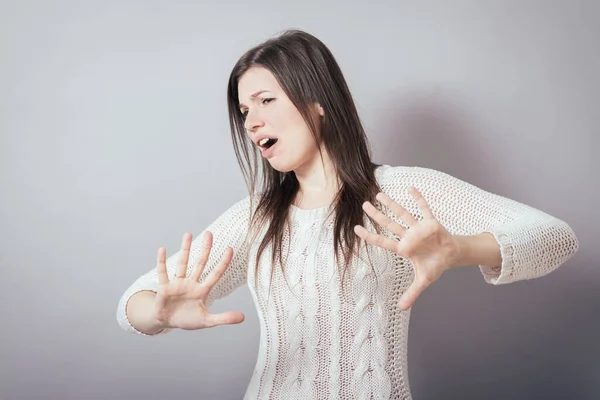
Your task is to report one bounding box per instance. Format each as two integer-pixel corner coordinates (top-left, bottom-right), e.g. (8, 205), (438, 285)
(379, 166), (580, 285)
(116, 195), (255, 336)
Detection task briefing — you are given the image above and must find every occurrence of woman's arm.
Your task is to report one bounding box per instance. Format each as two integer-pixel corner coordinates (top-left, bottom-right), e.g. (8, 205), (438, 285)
(378, 165), (579, 285)
(125, 290), (168, 335)
(116, 195), (255, 336)
(454, 232), (502, 269)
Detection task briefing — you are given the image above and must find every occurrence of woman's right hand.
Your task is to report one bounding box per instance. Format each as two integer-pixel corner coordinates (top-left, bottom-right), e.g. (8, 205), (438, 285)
(152, 231), (245, 331)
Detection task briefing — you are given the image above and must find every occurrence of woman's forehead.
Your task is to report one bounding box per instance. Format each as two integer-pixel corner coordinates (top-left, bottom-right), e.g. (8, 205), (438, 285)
(238, 67), (281, 101)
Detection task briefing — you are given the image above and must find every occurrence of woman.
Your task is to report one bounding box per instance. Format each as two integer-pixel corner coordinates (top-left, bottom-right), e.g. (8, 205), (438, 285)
(117, 29), (579, 399)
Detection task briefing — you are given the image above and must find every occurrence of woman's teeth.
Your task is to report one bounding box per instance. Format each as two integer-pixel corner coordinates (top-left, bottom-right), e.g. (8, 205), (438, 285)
(258, 138), (278, 149)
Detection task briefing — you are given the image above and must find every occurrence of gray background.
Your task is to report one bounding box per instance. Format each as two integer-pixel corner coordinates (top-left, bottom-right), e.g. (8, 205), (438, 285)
(1, 1), (598, 399)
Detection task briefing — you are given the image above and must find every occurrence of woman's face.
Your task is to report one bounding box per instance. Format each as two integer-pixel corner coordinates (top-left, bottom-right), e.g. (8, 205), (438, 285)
(237, 66), (324, 173)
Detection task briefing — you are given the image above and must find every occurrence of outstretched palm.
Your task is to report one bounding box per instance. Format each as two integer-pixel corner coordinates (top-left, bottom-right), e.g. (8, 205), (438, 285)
(354, 187), (461, 311)
(153, 231), (245, 330)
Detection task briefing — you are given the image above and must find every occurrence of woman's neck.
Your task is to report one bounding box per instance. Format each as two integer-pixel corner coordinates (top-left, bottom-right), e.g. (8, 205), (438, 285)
(293, 149), (340, 210)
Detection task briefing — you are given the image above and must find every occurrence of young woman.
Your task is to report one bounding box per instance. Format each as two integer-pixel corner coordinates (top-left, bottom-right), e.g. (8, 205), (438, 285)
(117, 29), (579, 399)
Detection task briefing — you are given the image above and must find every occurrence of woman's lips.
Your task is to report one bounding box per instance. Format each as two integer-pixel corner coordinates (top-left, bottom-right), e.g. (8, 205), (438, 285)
(261, 140), (278, 158)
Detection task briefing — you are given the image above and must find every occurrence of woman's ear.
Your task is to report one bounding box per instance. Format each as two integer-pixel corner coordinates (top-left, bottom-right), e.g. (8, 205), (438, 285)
(316, 103), (325, 117)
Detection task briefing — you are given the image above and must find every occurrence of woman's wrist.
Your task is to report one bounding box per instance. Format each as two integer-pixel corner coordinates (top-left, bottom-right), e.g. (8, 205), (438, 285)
(452, 233), (502, 268)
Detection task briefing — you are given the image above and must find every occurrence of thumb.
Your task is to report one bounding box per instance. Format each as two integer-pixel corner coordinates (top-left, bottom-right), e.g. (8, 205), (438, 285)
(205, 311), (246, 328)
(398, 278), (428, 311)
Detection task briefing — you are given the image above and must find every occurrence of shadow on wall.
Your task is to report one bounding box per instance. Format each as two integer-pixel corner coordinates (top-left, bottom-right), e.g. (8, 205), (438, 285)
(374, 86), (597, 399)
(375, 85), (515, 196)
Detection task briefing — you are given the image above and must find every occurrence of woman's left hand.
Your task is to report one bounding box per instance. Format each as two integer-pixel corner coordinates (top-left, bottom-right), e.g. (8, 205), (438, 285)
(354, 187), (461, 311)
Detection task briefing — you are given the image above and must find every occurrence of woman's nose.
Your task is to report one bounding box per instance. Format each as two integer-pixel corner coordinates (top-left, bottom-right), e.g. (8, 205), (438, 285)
(244, 110), (265, 133)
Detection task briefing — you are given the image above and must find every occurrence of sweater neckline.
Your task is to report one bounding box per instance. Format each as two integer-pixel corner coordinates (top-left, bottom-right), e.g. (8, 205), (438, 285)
(289, 204), (331, 222)
(287, 165), (390, 223)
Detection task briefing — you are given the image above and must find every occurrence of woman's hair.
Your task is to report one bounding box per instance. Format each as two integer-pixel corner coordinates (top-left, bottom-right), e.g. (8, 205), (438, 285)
(226, 29), (382, 289)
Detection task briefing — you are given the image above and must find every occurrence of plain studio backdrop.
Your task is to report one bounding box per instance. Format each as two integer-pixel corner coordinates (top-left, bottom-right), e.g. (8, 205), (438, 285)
(1, 1), (598, 399)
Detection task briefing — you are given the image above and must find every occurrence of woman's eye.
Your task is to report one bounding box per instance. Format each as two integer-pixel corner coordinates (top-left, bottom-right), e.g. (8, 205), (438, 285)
(241, 98), (273, 119)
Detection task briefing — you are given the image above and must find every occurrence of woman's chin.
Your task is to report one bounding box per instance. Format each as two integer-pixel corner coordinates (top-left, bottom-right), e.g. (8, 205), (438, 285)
(267, 159), (296, 174)
(270, 165), (294, 174)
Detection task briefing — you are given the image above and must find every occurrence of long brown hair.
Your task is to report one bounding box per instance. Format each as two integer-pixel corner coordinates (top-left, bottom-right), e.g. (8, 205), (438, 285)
(226, 29), (382, 289)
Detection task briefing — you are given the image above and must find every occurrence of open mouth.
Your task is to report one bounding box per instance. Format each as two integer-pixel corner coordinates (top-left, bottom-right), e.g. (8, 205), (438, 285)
(258, 138), (278, 150)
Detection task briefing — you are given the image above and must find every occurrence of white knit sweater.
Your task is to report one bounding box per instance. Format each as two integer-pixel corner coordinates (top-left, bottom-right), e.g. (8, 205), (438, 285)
(116, 165), (579, 399)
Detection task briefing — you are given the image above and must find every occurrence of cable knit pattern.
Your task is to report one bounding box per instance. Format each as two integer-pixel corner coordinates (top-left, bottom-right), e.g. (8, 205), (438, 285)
(116, 165), (579, 399)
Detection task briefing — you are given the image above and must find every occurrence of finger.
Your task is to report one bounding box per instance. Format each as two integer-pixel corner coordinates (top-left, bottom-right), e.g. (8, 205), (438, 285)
(154, 288), (167, 310)
(204, 310), (245, 328)
(408, 187), (435, 219)
(190, 231), (213, 282)
(202, 247), (234, 289)
(376, 192), (418, 227)
(354, 225), (399, 253)
(398, 278), (429, 310)
(362, 201), (407, 237)
(175, 233), (192, 279)
(157, 247), (169, 285)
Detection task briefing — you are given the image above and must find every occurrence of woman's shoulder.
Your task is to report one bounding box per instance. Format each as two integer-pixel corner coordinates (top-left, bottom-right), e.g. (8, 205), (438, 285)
(374, 164), (451, 183)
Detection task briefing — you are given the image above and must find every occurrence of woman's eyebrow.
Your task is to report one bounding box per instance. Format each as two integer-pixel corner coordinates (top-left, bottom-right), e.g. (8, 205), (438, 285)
(239, 90), (270, 109)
